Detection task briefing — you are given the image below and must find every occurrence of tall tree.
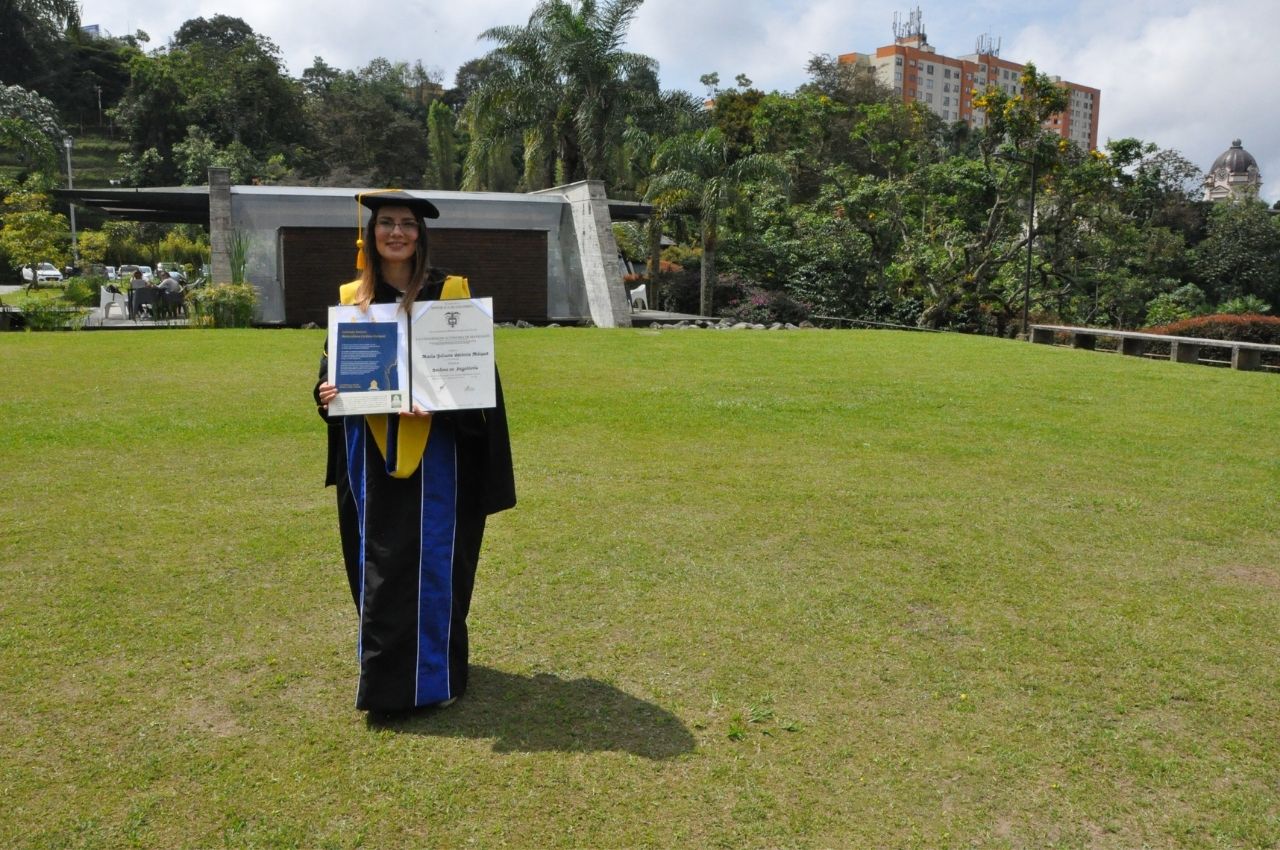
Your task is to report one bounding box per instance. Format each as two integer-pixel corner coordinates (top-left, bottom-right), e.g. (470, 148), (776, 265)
(648, 127), (789, 315)
(467, 0), (657, 189)
(426, 100), (458, 190)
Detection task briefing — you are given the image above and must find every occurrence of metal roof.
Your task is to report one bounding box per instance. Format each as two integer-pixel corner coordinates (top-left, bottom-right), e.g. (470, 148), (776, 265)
(52, 186), (211, 223)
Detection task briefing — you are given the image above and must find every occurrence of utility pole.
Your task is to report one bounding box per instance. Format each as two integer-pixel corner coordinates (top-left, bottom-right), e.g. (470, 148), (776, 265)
(64, 137), (78, 266)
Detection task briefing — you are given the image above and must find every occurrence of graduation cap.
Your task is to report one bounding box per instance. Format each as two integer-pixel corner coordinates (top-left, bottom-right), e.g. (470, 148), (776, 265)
(354, 190), (441, 270)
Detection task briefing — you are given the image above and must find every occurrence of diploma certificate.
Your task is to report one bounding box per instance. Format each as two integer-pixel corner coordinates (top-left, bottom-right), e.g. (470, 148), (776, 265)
(409, 298), (496, 411)
(326, 304), (410, 416)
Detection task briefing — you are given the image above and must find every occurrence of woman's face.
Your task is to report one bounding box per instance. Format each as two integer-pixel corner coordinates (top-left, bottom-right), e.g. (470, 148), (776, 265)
(372, 205), (420, 264)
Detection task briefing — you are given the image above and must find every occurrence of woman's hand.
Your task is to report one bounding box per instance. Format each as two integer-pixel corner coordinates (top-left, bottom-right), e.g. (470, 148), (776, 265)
(402, 404), (432, 420)
(317, 382), (339, 409)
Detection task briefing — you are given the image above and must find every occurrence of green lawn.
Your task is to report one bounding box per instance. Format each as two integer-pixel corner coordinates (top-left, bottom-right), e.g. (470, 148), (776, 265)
(1, 327), (1277, 849)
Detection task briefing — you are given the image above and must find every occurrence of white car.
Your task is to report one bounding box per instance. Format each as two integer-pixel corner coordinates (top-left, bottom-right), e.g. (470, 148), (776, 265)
(21, 263), (63, 284)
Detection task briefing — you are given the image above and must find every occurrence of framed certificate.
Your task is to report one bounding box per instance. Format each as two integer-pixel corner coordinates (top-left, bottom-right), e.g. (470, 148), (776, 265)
(326, 304), (410, 416)
(326, 298), (497, 416)
(409, 298), (496, 411)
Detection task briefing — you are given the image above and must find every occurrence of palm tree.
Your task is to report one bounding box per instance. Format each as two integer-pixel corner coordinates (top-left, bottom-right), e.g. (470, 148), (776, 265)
(648, 128), (789, 316)
(467, 0), (656, 189)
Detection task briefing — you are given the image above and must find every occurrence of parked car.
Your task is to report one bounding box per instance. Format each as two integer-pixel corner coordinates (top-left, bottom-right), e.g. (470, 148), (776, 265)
(155, 262), (187, 283)
(105, 266), (118, 280)
(118, 264), (154, 284)
(21, 263), (63, 284)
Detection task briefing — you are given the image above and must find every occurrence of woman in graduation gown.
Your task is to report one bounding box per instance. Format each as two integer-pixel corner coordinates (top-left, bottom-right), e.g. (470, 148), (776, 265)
(315, 191), (515, 715)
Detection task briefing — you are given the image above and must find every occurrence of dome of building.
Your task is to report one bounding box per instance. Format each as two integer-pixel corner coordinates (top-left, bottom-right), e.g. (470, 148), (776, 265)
(1203, 139), (1263, 202)
(1210, 139), (1259, 176)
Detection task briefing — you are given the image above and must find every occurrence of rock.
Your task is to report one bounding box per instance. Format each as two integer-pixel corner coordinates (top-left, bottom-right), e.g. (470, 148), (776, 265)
(516, 320), (533, 328)
(769, 322), (783, 330)
(546, 322), (561, 328)
(301, 321), (319, 330)
(799, 320), (816, 329)
(784, 322), (799, 330)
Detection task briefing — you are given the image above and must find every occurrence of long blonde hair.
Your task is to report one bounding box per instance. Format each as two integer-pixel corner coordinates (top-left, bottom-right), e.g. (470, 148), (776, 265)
(353, 210), (432, 311)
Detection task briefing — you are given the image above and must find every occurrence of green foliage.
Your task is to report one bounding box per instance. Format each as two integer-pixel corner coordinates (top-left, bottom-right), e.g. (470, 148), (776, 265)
(12, 294), (86, 329)
(61, 276), (100, 306)
(0, 84), (65, 172)
(109, 17), (306, 186)
(426, 100), (458, 190)
(1144, 283), (1208, 327)
(228, 230), (249, 285)
(186, 282), (258, 327)
(1194, 199), (1280, 305)
(0, 181), (68, 272)
(467, 0), (658, 189)
(1218, 295), (1271, 315)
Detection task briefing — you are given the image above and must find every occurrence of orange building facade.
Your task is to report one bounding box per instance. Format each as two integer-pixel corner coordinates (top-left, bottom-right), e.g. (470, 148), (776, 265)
(839, 34), (1100, 150)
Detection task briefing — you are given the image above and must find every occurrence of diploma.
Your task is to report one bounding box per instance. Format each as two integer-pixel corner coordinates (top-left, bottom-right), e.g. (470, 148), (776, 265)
(326, 304), (410, 416)
(408, 298), (496, 411)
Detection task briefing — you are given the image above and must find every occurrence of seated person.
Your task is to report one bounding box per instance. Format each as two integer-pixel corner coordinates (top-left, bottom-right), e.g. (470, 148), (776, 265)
(158, 272), (182, 294)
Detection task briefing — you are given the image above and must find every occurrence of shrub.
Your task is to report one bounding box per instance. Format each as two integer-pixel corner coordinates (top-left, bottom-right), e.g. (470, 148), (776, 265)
(1145, 313), (1280, 345)
(62, 276), (105, 307)
(187, 283), (258, 328)
(1217, 295), (1271, 315)
(719, 277), (812, 325)
(13, 296), (87, 331)
(1144, 283), (1207, 327)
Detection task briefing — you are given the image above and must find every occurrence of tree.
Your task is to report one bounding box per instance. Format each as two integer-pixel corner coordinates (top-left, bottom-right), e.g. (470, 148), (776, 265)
(0, 84), (65, 172)
(1195, 199), (1280, 306)
(426, 100), (458, 190)
(649, 127), (789, 315)
(111, 17), (306, 185)
(0, 182), (69, 275)
(468, 0), (657, 188)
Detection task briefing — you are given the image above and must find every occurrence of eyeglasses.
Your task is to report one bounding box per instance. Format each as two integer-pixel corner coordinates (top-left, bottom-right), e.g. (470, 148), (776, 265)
(375, 219), (419, 234)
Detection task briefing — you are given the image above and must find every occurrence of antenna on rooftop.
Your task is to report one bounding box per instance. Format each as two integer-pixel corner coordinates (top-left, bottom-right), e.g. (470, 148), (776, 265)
(975, 32), (1001, 57)
(893, 6), (926, 43)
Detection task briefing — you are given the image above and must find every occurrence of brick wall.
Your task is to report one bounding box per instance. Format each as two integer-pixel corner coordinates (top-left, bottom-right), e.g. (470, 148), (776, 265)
(281, 227), (548, 326)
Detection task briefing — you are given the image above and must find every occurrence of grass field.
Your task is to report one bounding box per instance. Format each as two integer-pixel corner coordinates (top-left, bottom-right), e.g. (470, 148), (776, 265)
(1, 327), (1277, 849)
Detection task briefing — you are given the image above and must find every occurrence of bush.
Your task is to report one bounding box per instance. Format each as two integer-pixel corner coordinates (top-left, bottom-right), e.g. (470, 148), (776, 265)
(1217, 295), (1271, 315)
(62, 276), (107, 307)
(1144, 283), (1207, 327)
(1145, 313), (1280, 345)
(13, 296), (87, 331)
(187, 283), (258, 328)
(719, 277), (812, 325)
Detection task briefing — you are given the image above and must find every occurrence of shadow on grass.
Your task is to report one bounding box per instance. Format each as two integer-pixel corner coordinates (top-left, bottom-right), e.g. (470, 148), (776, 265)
(382, 667), (696, 759)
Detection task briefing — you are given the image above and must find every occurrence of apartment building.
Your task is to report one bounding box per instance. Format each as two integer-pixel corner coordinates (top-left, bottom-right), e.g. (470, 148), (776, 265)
(839, 27), (1100, 150)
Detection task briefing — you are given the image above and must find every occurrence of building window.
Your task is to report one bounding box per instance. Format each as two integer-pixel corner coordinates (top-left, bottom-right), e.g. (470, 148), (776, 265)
(943, 96), (951, 106)
(925, 93), (933, 103)
(895, 56), (903, 66)
(927, 64), (934, 74)
(926, 79), (934, 89)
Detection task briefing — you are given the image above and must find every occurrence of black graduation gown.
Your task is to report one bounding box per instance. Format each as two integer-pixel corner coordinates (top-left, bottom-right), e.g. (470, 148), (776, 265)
(315, 277), (516, 712)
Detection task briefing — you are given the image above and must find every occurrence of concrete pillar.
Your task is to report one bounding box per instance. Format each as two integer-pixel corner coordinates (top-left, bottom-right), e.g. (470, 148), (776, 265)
(1232, 347), (1261, 371)
(1170, 341), (1200, 364)
(535, 180), (630, 328)
(208, 167), (232, 284)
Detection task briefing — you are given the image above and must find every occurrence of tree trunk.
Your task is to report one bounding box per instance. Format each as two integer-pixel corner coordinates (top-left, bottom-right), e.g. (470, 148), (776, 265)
(647, 215), (661, 310)
(701, 232), (717, 317)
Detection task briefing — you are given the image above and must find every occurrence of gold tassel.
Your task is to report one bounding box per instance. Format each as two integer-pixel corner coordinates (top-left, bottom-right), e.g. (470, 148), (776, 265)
(355, 237), (365, 271)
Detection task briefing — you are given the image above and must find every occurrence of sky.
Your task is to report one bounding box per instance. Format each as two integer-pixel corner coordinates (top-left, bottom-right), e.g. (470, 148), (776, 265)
(83, 0), (1279, 203)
